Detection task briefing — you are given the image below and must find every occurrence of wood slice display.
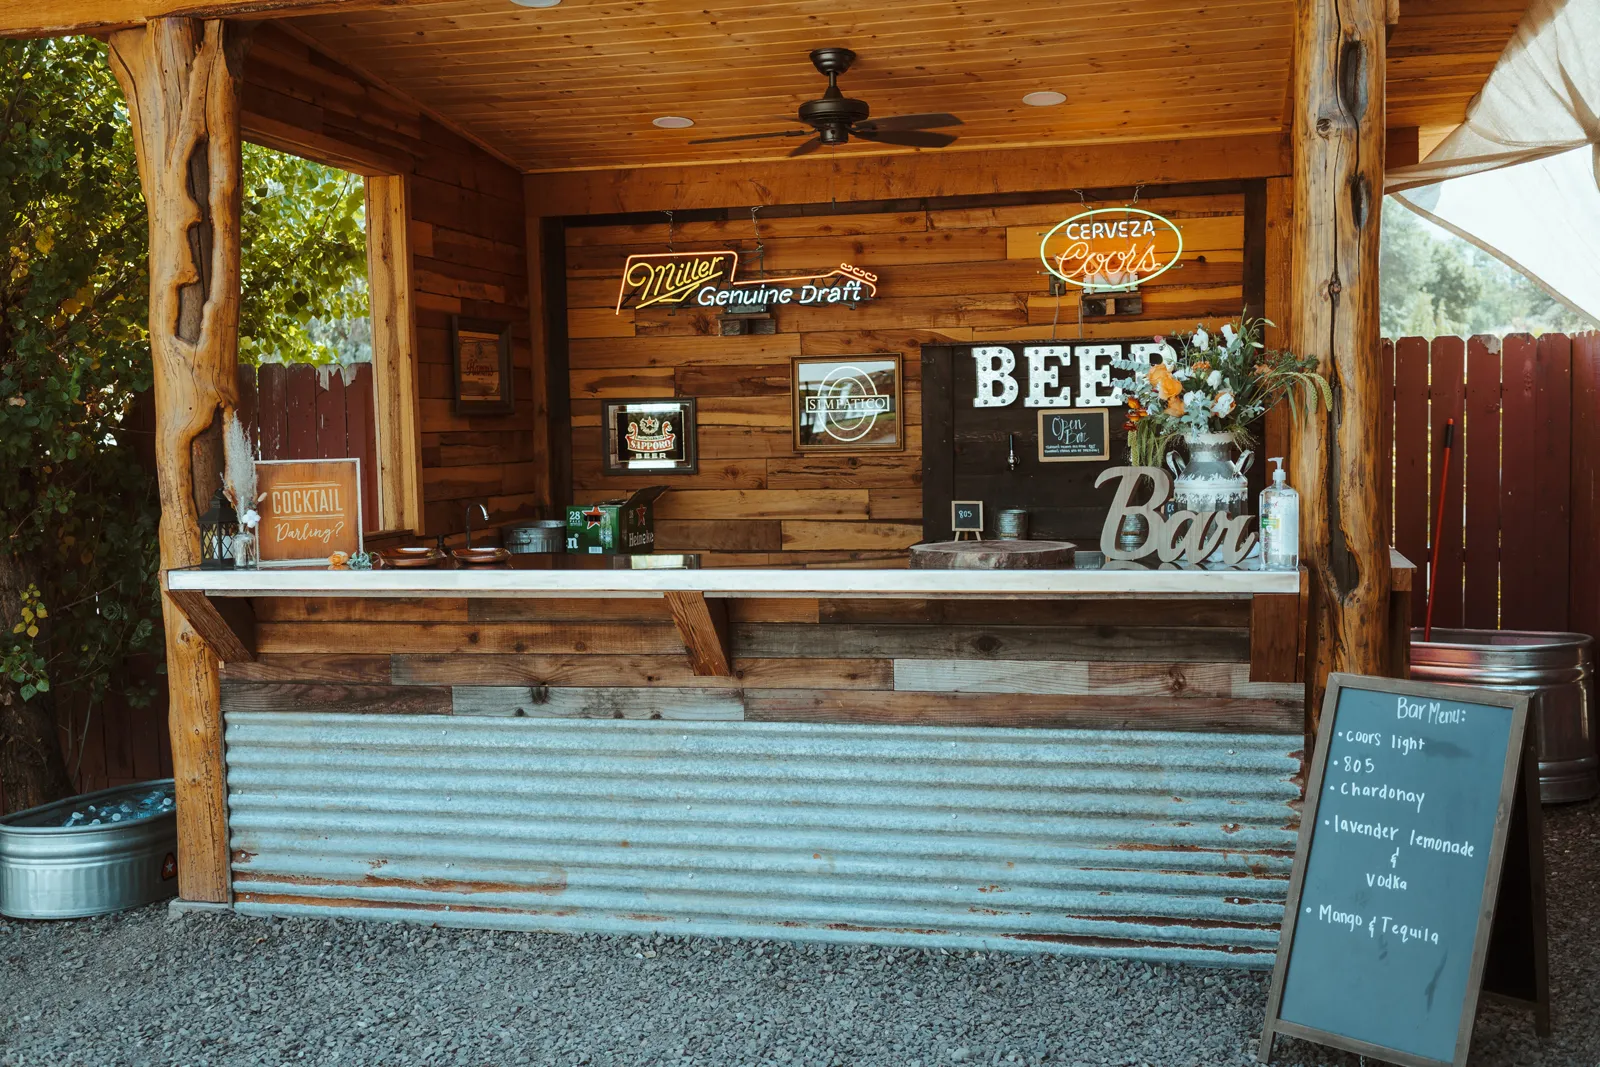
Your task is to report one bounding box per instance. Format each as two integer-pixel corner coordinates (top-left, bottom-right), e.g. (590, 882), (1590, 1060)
(909, 539), (1076, 570)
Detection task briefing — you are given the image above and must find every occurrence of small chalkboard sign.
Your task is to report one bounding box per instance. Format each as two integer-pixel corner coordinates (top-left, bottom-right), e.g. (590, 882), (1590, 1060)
(1259, 673), (1548, 1067)
(1037, 408), (1110, 462)
(951, 500), (984, 533)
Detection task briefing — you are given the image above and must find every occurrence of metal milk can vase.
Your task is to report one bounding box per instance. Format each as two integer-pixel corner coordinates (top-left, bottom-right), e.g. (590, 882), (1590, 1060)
(1167, 431), (1253, 517)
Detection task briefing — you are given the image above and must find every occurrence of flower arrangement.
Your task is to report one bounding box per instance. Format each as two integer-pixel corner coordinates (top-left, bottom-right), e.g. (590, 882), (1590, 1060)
(1115, 316), (1332, 466)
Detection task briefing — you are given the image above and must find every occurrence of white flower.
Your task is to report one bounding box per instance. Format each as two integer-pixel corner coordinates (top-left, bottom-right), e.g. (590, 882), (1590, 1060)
(241, 509), (260, 529)
(1183, 390), (1207, 410)
(1221, 323), (1237, 346)
(1191, 326), (1210, 350)
(1207, 370), (1222, 389)
(1173, 367), (1192, 381)
(1213, 392), (1235, 417)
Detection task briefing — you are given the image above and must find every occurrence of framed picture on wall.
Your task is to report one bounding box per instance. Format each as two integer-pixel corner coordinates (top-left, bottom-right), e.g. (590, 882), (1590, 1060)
(791, 355), (903, 452)
(451, 316), (514, 416)
(603, 398), (699, 475)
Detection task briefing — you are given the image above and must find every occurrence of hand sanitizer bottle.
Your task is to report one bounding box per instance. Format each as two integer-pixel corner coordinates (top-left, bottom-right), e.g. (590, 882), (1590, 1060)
(1260, 458), (1299, 570)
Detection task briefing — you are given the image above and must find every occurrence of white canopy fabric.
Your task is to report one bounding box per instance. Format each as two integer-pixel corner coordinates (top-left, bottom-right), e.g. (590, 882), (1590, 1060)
(1386, 0), (1600, 324)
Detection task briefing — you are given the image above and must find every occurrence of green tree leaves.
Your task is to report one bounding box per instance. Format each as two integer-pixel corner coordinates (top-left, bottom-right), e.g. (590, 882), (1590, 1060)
(239, 145), (370, 366)
(1, 36), (162, 723)
(1381, 198), (1596, 338)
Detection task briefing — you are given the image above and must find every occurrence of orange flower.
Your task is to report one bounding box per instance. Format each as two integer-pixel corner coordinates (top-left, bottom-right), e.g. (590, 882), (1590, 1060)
(1166, 395), (1186, 417)
(1123, 419), (1137, 432)
(1147, 364), (1183, 400)
(1192, 361), (1211, 374)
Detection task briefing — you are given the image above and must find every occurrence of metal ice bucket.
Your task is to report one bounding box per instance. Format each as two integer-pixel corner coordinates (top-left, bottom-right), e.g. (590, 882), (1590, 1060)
(0, 779), (179, 919)
(1410, 629), (1597, 803)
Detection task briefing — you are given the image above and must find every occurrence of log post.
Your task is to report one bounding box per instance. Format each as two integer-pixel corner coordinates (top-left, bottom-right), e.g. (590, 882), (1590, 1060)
(108, 18), (248, 903)
(1290, 0), (1393, 733)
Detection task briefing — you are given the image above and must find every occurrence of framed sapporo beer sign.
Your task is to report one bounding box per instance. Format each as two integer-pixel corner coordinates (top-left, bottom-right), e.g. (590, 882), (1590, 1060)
(451, 316), (513, 415)
(792, 355), (902, 452)
(602, 398), (698, 475)
(255, 458), (363, 565)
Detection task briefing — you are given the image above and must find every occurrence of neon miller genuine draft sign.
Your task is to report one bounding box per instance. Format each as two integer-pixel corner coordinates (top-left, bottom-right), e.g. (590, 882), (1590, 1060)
(615, 251), (878, 313)
(1039, 207), (1183, 292)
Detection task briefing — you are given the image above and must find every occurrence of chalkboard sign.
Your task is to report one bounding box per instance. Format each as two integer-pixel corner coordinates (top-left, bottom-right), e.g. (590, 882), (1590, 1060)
(1037, 409), (1110, 462)
(1259, 673), (1547, 1067)
(951, 501), (984, 532)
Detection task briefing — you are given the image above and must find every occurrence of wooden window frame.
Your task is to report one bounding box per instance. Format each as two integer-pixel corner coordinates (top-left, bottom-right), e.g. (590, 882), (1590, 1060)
(365, 173), (425, 535)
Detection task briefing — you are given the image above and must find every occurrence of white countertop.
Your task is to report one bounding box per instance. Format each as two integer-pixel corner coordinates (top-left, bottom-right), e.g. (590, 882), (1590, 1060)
(167, 564), (1301, 599)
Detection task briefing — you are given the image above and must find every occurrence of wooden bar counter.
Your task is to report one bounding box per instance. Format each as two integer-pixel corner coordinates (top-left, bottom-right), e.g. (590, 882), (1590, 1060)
(169, 559), (1308, 735)
(163, 556), (1316, 965)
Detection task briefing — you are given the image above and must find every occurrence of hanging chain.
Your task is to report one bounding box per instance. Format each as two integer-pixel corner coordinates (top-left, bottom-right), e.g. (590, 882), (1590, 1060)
(751, 204), (766, 276)
(664, 209), (675, 253)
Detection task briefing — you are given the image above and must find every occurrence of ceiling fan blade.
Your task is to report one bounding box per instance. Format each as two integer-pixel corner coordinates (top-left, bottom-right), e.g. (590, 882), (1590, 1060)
(857, 112), (963, 133)
(688, 129), (811, 145)
(854, 128), (958, 149)
(788, 136), (825, 157)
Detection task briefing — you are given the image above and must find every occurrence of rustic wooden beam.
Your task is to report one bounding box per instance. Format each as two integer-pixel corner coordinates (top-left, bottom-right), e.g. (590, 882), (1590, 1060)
(1290, 0), (1393, 732)
(2, 0), (424, 39)
(166, 589), (256, 663)
(108, 17), (248, 904)
(662, 591), (733, 678)
(534, 133), (1292, 217)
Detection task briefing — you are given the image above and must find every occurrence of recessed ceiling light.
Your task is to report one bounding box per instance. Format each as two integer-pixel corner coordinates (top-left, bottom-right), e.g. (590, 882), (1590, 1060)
(652, 116), (695, 129)
(509, 0), (560, 8)
(1023, 90), (1067, 107)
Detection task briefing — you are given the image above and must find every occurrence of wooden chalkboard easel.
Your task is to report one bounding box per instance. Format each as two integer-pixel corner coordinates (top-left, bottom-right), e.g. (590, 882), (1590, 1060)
(1258, 673), (1549, 1067)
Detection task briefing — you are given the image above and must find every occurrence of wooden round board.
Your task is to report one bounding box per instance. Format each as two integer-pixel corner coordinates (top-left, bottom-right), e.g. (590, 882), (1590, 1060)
(909, 539), (1077, 570)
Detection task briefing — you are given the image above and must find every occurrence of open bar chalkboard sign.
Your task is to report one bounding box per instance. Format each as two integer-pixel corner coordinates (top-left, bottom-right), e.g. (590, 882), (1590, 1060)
(1259, 673), (1549, 1067)
(1037, 408), (1110, 462)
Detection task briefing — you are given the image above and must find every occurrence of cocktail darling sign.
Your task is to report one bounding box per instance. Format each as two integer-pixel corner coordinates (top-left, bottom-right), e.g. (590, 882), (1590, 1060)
(614, 250), (879, 312)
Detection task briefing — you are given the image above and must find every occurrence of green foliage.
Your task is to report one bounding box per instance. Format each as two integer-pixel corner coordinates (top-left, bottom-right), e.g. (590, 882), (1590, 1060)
(239, 145), (370, 366)
(1, 36), (162, 712)
(1381, 198), (1596, 338)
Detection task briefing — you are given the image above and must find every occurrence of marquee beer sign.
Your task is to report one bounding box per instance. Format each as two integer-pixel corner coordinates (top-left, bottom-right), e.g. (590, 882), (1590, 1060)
(614, 250), (878, 313)
(1039, 207), (1183, 292)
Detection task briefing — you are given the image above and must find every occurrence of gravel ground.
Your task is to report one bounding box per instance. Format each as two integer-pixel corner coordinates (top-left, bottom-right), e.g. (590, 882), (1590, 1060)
(2, 799), (1595, 1067)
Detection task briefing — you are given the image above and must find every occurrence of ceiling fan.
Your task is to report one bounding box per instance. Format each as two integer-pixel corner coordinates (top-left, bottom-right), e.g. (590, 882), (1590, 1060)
(688, 47), (962, 157)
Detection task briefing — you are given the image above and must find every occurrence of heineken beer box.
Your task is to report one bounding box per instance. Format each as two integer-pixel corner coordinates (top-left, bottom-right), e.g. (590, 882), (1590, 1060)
(566, 486), (669, 554)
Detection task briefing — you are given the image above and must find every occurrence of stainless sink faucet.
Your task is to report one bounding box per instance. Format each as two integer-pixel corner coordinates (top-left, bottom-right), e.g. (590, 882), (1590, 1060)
(464, 503), (490, 549)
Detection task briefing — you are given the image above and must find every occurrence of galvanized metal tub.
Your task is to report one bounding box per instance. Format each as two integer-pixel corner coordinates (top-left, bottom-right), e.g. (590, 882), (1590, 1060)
(0, 779), (179, 919)
(1410, 628), (1597, 804)
(504, 520), (567, 554)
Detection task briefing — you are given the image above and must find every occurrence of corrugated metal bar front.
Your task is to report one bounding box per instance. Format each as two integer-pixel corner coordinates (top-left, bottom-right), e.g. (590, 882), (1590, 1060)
(224, 714), (1302, 968)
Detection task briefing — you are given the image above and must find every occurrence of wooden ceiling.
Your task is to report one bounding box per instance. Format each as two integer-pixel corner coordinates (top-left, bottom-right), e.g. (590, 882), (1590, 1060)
(285, 0), (1524, 175)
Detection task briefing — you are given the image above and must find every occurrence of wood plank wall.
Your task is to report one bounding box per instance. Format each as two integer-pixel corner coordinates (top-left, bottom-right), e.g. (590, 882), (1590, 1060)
(224, 595), (1301, 734)
(564, 189), (1248, 563)
(241, 26), (535, 541)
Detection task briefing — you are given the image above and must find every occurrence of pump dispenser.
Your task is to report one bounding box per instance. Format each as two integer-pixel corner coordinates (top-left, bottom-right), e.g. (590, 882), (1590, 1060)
(1260, 457), (1299, 570)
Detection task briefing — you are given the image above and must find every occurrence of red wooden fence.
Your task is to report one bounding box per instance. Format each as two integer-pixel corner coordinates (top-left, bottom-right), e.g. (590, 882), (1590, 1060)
(236, 361), (380, 532)
(1382, 332), (1600, 639)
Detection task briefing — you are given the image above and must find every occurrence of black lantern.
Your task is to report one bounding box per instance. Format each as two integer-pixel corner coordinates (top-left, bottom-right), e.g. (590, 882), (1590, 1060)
(199, 488), (239, 570)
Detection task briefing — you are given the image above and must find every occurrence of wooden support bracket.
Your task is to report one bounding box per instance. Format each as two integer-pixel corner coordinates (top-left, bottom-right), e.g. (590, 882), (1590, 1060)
(165, 587), (257, 663)
(663, 590), (733, 677)
(1249, 590), (1301, 683)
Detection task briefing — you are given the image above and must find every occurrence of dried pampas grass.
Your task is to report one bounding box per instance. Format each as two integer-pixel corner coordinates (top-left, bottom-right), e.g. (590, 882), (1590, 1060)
(221, 409), (259, 518)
